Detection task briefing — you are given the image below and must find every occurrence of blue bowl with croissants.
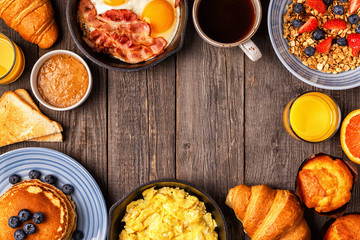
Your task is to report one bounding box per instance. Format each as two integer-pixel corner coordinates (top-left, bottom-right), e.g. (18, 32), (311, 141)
(66, 0), (188, 72)
(107, 179), (228, 240)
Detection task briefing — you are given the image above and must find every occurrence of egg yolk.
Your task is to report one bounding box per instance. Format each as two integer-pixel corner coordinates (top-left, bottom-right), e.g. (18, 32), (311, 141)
(142, 0), (175, 35)
(103, 0), (127, 6)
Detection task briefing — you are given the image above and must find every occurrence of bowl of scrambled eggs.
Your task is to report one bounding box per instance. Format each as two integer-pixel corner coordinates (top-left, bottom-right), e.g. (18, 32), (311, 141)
(107, 179), (228, 240)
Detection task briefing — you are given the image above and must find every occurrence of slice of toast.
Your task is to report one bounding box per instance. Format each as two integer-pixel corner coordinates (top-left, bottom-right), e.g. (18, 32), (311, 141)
(0, 91), (63, 147)
(14, 89), (63, 142)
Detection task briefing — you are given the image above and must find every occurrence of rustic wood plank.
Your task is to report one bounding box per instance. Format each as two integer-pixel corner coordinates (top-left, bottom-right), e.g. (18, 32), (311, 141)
(147, 58), (176, 180)
(0, 17), (40, 152)
(312, 88), (360, 236)
(107, 56), (177, 204)
(36, 0), (108, 197)
(107, 70), (149, 204)
(2, 1), (360, 239)
(337, 88), (360, 221)
(176, 19), (245, 239)
(243, 12), (317, 239)
(0, 0), (108, 197)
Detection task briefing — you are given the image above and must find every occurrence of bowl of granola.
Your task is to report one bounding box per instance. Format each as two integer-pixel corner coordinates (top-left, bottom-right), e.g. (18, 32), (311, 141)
(268, 0), (360, 89)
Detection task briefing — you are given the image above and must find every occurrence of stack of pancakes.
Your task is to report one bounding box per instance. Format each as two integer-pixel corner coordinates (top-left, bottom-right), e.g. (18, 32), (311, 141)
(0, 179), (77, 240)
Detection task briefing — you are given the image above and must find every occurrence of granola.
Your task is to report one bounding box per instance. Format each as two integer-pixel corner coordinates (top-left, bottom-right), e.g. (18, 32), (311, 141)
(283, 0), (360, 74)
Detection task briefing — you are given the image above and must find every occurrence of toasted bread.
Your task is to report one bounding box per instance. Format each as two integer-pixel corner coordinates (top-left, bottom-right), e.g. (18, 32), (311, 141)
(14, 89), (63, 142)
(29, 133), (63, 142)
(0, 91), (63, 147)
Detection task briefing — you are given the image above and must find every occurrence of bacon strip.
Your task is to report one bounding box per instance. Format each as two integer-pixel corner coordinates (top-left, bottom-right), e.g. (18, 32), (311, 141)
(78, 0), (167, 64)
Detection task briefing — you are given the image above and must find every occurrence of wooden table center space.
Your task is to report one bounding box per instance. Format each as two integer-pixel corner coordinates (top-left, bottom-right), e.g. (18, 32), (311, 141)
(1, 0), (360, 239)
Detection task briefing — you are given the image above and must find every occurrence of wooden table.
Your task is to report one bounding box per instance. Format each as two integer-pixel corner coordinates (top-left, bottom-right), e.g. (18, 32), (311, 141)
(1, 0), (360, 239)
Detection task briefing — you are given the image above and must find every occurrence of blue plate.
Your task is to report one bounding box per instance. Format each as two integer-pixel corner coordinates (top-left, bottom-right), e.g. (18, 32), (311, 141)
(268, 0), (360, 90)
(0, 147), (107, 240)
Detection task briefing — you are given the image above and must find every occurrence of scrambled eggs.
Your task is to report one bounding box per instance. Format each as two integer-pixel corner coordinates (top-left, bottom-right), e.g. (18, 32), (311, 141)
(119, 187), (218, 240)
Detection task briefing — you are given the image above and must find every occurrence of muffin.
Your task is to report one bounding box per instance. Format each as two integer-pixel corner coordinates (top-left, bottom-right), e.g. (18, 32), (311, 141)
(297, 154), (353, 213)
(324, 214), (360, 239)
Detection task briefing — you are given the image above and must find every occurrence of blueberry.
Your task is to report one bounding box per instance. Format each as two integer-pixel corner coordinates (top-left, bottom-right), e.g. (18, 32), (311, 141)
(305, 46), (315, 56)
(23, 223), (36, 235)
(323, 0), (333, 5)
(337, 37), (348, 46)
(44, 175), (57, 184)
(72, 230), (84, 240)
(14, 229), (26, 240)
(32, 212), (45, 224)
(8, 216), (21, 229)
(356, 23), (360, 33)
(9, 174), (21, 184)
(339, 0), (347, 2)
(334, 5), (344, 15)
(62, 184), (74, 195)
(29, 170), (41, 179)
(292, 19), (303, 28)
(18, 209), (31, 222)
(293, 3), (305, 13)
(349, 14), (360, 24)
(312, 29), (325, 40)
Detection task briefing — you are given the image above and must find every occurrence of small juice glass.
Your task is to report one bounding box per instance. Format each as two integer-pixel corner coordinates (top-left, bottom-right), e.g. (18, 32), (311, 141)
(0, 33), (25, 85)
(282, 92), (341, 143)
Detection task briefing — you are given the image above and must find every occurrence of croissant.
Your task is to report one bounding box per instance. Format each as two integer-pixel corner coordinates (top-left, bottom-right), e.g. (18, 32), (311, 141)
(226, 185), (311, 240)
(0, 0), (58, 49)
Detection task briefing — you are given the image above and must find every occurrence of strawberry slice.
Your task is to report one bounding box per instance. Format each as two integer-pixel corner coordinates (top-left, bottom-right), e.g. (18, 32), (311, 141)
(298, 16), (318, 33)
(316, 37), (333, 53)
(323, 19), (347, 30)
(350, 0), (360, 14)
(348, 33), (360, 56)
(306, 0), (326, 13)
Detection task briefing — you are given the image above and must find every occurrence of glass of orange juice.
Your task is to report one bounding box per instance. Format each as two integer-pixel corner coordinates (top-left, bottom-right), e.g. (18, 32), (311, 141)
(0, 33), (25, 85)
(283, 92), (341, 143)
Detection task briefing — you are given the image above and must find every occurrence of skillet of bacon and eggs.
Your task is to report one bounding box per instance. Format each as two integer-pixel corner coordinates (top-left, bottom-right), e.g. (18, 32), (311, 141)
(78, 0), (181, 64)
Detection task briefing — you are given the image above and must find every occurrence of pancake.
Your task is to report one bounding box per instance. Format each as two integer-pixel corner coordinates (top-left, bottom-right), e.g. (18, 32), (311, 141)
(0, 180), (77, 240)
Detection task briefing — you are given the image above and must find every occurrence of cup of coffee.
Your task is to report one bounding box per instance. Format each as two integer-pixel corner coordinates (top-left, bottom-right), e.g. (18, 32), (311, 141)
(193, 0), (262, 61)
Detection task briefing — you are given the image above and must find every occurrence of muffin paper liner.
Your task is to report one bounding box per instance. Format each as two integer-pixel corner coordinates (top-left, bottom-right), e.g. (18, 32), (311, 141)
(295, 153), (358, 218)
(320, 217), (336, 239)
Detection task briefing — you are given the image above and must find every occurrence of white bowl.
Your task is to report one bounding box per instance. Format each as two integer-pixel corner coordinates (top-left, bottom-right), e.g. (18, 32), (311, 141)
(30, 50), (92, 111)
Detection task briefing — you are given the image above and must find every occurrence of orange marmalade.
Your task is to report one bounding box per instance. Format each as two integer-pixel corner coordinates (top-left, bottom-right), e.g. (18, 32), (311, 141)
(37, 54), (89, 108)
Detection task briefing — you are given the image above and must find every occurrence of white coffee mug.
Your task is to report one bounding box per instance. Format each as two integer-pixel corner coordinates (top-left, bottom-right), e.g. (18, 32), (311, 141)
(192, 0), (262, 61)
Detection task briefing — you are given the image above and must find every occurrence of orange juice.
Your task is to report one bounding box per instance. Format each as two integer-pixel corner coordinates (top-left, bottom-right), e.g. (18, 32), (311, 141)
(0, 33), (25, 84)
(283, 92), (340, 142)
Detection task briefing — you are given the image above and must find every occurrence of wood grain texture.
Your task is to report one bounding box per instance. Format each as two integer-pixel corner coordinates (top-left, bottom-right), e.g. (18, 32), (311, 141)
(1, 0), (360, 239)
(0, 14), (39, 152)
(312, 89), (360, 238)
(107, 70), (149, 204)
(176, 18), (245, 239)
(0, 0), (108, 199)
(107, 57), (176, 205)
(243, 3), (318, 238)
(146, 59), (176, 180)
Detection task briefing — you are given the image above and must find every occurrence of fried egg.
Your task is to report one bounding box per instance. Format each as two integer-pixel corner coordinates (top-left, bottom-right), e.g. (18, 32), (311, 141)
(90, 0), (180, 45)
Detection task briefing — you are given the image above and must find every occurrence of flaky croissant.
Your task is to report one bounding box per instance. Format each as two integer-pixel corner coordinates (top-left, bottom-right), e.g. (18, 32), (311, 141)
(226, 185), (311, 240)
(0, 0), (58, 49)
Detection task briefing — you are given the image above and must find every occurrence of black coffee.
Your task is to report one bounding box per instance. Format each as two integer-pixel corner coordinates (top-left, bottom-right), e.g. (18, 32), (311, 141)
(197, 0), (256, 44)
